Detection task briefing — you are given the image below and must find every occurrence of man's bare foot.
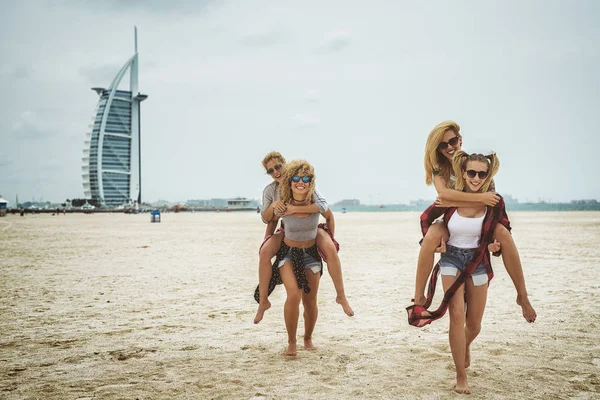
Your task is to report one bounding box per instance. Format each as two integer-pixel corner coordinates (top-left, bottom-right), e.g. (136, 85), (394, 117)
(304, 338), (316, 351)
(253, 301), (271, 324)
(516, 294), (536, 323)
(336, 295), (354, 317)
(465, 345), (471, 368)
(454, 374), (471, 394)
(283, 342), (297, 357)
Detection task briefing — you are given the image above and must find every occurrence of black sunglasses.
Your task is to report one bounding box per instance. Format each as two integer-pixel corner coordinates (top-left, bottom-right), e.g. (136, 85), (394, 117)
(292, 175), (312, 183)
(266, 164), (282, 175)
(466, 169), (488, 179)
(437, 136), (460, 151)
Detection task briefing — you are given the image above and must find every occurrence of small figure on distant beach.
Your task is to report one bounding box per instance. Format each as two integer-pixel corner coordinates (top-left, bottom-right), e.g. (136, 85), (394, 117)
(407, 151), (536, 394)
(253, 152), (353, 325)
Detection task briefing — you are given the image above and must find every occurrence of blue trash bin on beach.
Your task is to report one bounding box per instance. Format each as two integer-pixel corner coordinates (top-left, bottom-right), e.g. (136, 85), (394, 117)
(151, 209), (161, 223)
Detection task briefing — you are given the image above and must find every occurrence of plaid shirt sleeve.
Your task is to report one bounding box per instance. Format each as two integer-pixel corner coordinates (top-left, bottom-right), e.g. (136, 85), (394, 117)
(420, 203), (446, 238)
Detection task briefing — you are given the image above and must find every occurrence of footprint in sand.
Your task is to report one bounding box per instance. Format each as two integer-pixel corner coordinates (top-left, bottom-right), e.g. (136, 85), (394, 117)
(488, 348), (506, 356)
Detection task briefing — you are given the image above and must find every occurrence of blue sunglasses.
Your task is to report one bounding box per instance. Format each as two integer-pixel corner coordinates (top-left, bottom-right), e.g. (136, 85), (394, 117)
(292, 175), (312, 183)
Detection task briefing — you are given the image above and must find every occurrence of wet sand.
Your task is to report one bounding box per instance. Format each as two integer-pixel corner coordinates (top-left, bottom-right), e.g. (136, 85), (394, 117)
(1, 211), (599, 399)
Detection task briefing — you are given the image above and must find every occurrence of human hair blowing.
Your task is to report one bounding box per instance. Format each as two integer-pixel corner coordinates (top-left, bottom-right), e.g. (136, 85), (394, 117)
(262, 151), (286, 170)
(280, 160), (315, 204)
(452, 151), (500, 193)
(424, 121), (462, 185)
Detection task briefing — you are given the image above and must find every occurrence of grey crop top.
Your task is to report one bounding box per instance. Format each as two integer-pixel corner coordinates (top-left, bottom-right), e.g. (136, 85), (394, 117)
(282, 213), (320, 241)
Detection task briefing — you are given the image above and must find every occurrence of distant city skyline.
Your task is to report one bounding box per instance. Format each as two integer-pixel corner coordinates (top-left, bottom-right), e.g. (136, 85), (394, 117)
(1, 1), (599, 204)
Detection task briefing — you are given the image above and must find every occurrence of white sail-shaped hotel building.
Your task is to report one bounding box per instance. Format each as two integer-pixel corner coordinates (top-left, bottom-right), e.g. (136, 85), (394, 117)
(82, 28), (147, 207)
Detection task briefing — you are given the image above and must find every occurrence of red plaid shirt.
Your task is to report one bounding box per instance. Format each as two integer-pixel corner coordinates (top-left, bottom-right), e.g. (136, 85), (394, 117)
(407, 196), (511, 327)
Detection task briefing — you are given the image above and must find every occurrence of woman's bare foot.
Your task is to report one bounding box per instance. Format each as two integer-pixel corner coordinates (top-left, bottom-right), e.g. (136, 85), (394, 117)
(454, 373), (471, 394)
(304, 338), (316, 351)
(336, 295), (354, 317)
(253, 300), (271, 324)
(283, 342), (297, 357)
(516, 294), (536, 323)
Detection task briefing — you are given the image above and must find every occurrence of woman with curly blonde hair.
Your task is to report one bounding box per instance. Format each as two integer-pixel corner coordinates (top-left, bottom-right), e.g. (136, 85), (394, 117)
(254, 152), (353, 325)
(261, 159), (337, 356)
(412, 121), (536, 324)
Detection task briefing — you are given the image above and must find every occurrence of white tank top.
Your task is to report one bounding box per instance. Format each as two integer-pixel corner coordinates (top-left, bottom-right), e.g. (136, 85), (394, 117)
(446, 209), (487, 249)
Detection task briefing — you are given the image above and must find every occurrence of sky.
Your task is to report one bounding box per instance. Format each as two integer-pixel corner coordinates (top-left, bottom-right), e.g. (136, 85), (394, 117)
(1, 0), (599, 205)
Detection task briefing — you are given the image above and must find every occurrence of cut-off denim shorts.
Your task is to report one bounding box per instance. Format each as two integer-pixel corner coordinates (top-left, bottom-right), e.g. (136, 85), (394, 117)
(439, 244), (488, 286)
(278, 248), (322, 274)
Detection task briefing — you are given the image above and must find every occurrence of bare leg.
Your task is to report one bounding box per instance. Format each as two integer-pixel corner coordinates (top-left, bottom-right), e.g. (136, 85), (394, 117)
(464, 277), (488, 369)
(302, 269), (321, 350)
(442, 272), (470, 394)
(414, 223), (449, 305)
(493, 225), (536, 323)
(254, 232), (284, 324)
(316, 229), (353, 316)
(279, 262), (302, 356)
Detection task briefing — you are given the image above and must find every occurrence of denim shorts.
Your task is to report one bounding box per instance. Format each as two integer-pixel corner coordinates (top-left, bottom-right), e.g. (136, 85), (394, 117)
(439, 245), (488, 286)
(278, 248), (322, 274)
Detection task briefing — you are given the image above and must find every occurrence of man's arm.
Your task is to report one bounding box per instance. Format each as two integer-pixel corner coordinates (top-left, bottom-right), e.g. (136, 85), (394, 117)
(283, 188), (327, 216)
(312, 189), (329, 214)
(260, 184), (276, 224)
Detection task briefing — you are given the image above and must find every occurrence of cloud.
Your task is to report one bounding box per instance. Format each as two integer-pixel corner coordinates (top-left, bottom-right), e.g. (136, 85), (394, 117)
(240, 28), (286, 47)
(0, 153), (13, 167)
(65, 0), (222, 13)
(294, 113), (320, 128)
(0, 65), (32, 80)
(10, 65), (32, 79)
(315, 31), (352, 54)
(304, 89), (319, 104)
(79, 64), (122, 85)
(11, 111), (55, 140)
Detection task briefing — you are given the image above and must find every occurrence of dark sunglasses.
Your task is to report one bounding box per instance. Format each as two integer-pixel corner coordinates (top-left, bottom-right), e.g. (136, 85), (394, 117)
(466, 169), (488, 179)
(292, 175), (312, 183)
(437, 136), (460, 151)
(266, 164), (282, 175)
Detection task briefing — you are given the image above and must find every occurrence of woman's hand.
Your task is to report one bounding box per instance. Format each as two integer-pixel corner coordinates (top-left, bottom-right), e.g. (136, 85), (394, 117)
(434, 197), (449, 208)
(272, 201), (286, 216)
(481, 192), (500, 207)
(487, 239), (501, 253)
(435, 237), (446, 253)
(281, 204), (297, 216)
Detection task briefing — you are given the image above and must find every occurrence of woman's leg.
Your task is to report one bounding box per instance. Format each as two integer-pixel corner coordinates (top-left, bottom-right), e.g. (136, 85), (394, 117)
(442, 272), (470, 394)
(279, 261), (303, 356)
(414, 222), (449, 305)
(302, 269), (321, 350)
(315, 229), (354, 316)
(254, 232), (284, 324)
(463, 277), (488, 369)
(493, 224), (536, 322)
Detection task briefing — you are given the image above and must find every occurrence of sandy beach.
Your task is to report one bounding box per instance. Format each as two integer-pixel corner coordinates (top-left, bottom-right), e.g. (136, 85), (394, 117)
(1, 211), (599, 399)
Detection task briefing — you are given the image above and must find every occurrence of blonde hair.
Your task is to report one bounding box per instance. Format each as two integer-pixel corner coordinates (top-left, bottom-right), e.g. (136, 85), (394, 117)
(280, 159), (316, 204)
(261, 151), (286, 170)
(424, 121), (462, 185)
(451, 150), (500, 193)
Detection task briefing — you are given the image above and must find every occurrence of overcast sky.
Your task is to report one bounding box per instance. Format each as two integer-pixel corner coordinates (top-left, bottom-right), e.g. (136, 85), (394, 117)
(1, 0), (599, 205)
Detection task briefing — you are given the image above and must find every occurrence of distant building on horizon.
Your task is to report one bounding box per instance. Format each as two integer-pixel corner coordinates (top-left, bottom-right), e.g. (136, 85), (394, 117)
(333, 199), (361, 207)
(82, 27), (148, 207)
